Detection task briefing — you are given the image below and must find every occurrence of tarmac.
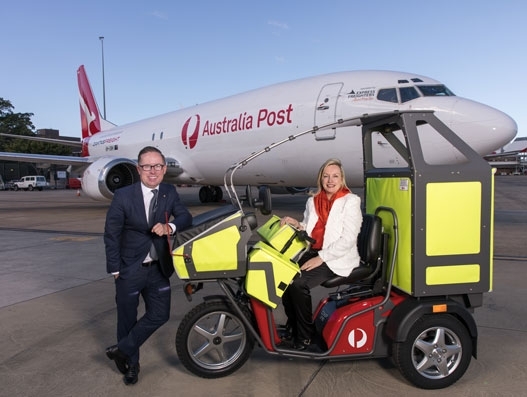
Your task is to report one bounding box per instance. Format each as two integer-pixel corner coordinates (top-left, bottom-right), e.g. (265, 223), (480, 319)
(0, 177), (526, 397)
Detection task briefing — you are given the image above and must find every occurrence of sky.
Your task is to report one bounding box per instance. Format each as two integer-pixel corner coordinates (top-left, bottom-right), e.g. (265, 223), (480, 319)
(1, 0), (526, 143)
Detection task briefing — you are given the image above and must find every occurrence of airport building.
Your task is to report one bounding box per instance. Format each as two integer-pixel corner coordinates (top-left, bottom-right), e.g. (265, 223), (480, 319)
(485, 136), (527, 175)
(0, 129), (81, 188)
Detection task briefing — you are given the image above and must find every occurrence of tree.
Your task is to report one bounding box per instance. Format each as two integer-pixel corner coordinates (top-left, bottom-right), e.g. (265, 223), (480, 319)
(0, 98), (34, 135)
(0, 98), (71, 155)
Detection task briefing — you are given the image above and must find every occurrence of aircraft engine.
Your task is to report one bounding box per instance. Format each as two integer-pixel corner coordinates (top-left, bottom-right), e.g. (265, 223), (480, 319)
(81, 157), (139, 200)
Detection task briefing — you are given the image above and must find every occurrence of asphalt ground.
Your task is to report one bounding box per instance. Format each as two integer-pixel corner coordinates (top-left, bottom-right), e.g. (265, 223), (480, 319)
(0, 176), (526, 397)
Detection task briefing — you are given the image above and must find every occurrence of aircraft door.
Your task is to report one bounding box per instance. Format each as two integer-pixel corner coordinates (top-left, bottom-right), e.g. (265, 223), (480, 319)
(314, 83), (343, 140)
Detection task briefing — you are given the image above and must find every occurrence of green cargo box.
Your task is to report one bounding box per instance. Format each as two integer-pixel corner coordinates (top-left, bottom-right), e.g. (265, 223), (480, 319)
(172, 210), (252, 279)
(245, 241), (301, 308)
(257, 215), (308, 261)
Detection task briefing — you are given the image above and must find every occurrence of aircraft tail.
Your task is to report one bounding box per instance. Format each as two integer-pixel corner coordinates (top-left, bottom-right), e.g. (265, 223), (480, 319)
(77, 65), (115, 139)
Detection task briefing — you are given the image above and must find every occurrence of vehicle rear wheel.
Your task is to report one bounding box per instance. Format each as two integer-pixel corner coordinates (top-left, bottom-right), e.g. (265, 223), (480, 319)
(14, 185), (19, 191)
(176, 300), (254, 378)
(28, 185), (33, 191)
(393, 314), (472, 389)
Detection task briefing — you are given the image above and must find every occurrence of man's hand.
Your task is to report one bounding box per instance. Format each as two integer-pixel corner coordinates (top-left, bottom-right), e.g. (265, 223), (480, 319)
(151, 222), (170, 236)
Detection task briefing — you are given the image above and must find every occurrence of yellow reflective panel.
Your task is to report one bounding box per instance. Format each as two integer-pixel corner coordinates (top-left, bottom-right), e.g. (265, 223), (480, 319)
(426, 182), (481, 256)
(366, 177), (413, 294)
(426, 264), (480, 285)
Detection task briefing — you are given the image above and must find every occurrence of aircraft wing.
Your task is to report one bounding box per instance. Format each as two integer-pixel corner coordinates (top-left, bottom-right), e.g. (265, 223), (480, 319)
(484, 147), (526, 159)
(0, 133), (82, 148)
(0, 151), (91, 166)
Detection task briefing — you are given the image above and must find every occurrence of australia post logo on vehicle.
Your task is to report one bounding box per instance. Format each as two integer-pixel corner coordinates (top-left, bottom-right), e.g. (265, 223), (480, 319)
(181, 104), (294, 149)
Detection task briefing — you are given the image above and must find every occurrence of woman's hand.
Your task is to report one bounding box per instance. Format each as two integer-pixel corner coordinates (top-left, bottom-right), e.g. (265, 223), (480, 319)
(281, 216), (301, 229)
(300, 256), (323, 271)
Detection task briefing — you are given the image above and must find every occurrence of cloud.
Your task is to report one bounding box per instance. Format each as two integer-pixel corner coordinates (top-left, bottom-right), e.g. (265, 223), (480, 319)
(268, 20), (289, 30)
(149, 10), (168, 20)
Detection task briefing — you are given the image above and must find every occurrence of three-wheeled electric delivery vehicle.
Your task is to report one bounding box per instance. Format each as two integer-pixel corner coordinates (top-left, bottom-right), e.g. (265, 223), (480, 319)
(171, 110), (494, 389)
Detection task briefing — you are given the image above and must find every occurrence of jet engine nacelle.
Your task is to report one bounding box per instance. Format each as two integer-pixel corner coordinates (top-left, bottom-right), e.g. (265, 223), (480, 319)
(81, 157), (139, 201)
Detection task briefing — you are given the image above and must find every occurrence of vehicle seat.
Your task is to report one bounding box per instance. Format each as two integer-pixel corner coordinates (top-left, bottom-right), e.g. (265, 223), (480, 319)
(321, 213), (383, 288)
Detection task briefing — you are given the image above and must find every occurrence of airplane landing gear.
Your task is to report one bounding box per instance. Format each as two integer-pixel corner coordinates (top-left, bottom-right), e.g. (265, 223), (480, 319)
(199, 186), (223, 203)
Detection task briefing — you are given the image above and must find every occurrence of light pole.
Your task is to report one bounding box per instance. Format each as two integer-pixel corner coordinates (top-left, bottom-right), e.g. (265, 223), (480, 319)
(99, 36), (106, 119)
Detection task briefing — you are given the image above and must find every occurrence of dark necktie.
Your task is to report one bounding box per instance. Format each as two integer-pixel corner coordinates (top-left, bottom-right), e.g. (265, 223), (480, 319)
(148, 189), (158, 226)
(149, 189), (158, 259)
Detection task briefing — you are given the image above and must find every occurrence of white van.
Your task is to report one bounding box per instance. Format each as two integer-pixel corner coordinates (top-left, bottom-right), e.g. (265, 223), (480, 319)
(13, 176), (50, 191)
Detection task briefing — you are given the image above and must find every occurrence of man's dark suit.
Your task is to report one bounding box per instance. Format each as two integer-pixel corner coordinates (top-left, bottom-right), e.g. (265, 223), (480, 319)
(104, 182), (192, 366)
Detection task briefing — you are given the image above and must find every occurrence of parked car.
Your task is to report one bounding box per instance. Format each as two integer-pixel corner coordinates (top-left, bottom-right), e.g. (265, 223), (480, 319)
(5, 179), (20, 190)
(13, 176), (50, 191)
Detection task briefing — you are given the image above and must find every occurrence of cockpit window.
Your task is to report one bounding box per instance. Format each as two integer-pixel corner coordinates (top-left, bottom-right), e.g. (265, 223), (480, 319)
(417, 85), (455, 97)
(377, 88), (398, 103)
(400, 87), (420, 103)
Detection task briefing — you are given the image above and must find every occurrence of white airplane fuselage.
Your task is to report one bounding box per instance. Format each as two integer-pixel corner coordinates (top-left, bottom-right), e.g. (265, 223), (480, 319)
(79, 70), (516, 200)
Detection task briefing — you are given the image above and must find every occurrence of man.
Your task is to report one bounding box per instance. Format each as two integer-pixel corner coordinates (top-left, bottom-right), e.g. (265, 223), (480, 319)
(104, 146), (192, 385)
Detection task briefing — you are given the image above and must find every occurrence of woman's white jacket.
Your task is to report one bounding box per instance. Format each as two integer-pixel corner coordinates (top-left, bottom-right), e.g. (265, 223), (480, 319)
(301, 193), (363, 277)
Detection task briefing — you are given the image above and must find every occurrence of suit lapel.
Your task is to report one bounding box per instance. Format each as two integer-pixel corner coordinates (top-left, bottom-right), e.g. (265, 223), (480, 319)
(134, 183), (149, 226)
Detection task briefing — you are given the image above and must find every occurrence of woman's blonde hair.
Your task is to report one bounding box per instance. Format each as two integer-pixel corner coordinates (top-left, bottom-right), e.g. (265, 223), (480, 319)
(314, 158), (349, 194)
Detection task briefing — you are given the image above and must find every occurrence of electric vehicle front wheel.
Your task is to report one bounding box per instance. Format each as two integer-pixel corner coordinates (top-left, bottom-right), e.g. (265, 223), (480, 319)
(176, 300), (255, 378)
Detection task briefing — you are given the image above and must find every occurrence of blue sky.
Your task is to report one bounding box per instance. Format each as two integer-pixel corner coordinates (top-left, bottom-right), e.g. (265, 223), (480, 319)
(2, 0), (525, 142)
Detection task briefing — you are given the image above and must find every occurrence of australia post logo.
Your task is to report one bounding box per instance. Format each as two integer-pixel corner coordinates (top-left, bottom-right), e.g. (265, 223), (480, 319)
(182, 115), (201, 150)
(181, 104), (294, 150)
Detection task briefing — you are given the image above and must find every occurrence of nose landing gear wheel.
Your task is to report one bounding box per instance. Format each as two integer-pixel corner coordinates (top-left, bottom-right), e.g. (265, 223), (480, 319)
(176, 300), (254, 378)
(393, 314), (472, 389)
(198, 186), (223, 203)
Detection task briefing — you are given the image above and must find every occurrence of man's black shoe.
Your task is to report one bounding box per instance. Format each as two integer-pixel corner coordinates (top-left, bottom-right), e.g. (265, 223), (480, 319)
(105, 345), (129, 374)
(124, 364), (140, 385)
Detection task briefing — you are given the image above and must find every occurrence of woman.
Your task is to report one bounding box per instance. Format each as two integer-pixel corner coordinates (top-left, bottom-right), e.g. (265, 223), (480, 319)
(280, 158), (362, 350)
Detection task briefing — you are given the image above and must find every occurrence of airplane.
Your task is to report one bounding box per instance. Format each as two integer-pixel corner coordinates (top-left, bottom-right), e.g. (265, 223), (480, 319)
(0, 66), (517, 202)
(483, 136), (527, 174)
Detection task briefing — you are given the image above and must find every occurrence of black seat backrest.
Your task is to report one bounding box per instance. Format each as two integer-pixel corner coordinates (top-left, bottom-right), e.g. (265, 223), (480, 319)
(357, 214), (383, 267)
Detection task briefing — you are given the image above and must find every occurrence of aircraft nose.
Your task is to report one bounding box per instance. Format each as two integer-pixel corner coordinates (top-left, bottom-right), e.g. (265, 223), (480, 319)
(446, 99), (518, 155)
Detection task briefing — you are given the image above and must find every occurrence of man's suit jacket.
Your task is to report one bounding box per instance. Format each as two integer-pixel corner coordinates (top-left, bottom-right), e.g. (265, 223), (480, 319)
(104, 182), (192, 278)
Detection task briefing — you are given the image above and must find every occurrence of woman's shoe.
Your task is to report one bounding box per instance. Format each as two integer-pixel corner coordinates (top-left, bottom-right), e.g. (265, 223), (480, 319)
(293, 338), (323, 353)
(293, 339), (311, 350)
(277, 324), (293, 341)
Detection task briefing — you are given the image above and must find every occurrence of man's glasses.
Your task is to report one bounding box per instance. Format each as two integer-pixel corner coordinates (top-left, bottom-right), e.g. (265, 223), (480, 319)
(138, 164), (165, 171)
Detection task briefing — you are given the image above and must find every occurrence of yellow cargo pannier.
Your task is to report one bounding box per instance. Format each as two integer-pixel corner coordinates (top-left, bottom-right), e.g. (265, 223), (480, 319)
(172, 210), (253, 279)
(257, 215), (308, 262)
(245, 242), (301, 308)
